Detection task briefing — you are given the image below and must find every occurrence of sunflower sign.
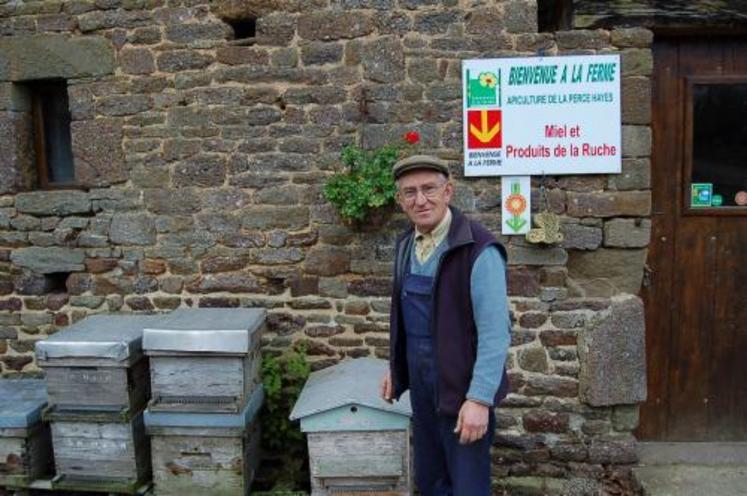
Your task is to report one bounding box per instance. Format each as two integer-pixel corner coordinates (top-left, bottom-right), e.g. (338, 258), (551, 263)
(467, 70), (499, 106)
(501, 176), (531, 235)
(462, 54), (621, 177)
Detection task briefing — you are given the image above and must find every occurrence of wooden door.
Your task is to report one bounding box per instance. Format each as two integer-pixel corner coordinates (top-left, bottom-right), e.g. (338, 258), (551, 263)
(638, 37), (747, 441)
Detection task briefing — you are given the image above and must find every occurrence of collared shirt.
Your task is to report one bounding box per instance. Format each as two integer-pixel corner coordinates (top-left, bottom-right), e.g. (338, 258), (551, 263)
(414, 209), (452, 264)
(408, 208), (509, 407)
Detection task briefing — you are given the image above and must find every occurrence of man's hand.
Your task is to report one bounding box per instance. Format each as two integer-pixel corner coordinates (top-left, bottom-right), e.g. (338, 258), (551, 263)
(380, 372), (392, 403)
(454, 400), (490, 444)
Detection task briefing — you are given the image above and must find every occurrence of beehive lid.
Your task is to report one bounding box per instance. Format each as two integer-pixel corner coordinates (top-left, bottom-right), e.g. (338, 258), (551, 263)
(144, 384), (264, 429)
(143, 308), (265, 354)
(35, 314), (166, 362)
(0, 379), (47, 428)
(289, 357), (411, 422)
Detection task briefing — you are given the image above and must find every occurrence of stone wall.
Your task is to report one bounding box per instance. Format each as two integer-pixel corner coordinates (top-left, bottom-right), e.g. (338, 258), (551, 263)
(0, 0), (652, 492)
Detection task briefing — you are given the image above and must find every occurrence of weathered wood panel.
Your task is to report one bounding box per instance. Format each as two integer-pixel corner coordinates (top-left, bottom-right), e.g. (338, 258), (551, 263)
(307, 430), (411, 496)
(51, 413), (150, 482)
(43, 358), (150, 413)
(150, 421), (260, 496)
(0, 423), (53, 486)
(149, 354), (258, 413)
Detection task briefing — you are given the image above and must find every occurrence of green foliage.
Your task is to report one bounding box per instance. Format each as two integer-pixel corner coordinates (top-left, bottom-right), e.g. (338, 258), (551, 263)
(260, 345), (311, 490)
(323, 144), (401, 222)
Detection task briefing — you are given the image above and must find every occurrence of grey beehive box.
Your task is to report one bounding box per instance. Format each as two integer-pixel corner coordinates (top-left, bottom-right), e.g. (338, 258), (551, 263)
(143, 308), (265, 413)
(35, 313), (166, 414)
(144, 385), (264, 496)
(290, 358), (412, 496)
(0, 379), (53, 489)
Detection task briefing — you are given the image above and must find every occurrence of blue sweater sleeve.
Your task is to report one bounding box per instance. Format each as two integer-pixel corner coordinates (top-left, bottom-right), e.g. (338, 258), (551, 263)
(466, 245), (511, 405)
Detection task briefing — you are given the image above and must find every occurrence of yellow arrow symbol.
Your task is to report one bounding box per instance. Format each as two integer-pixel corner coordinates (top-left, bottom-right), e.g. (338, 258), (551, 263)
(469, 110), (501, 143)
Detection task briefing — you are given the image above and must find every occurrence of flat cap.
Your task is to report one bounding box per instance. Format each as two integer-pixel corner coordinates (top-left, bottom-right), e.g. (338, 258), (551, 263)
(392, 154), (449, 179)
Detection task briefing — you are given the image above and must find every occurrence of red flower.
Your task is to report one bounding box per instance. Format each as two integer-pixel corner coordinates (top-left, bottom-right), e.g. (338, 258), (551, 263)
(404, 131), (420, 144)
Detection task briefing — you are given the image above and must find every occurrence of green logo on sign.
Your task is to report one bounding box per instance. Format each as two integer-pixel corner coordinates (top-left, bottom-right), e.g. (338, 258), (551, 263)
(691, 183), (713, 207)
(467, 70), (499, 107)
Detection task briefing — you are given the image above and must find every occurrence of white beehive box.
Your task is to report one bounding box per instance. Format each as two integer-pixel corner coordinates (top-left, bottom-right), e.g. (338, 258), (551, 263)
(144, 385), (264, 496)
(0, 379), (53, 489)
(35, 314), (165, 415)
(290, 358), (412, 496)
(143, 308), (265, 414)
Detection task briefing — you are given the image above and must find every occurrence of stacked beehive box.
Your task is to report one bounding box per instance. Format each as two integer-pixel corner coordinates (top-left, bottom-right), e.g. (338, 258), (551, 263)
(35, 314), (165, 494)
(290, 358), (413, 496)
(142, 308), (266, 496)
(0, 379), (53, 491)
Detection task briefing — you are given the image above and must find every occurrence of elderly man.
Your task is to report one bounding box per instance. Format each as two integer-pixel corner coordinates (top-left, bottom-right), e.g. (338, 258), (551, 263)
(380, 155), (510, 496)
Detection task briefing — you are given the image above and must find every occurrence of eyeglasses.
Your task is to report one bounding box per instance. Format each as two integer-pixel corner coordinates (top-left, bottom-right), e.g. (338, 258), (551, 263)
(398, 181), (448, 202)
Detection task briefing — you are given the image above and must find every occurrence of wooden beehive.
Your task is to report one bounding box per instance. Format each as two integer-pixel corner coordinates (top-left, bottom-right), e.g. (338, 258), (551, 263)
(0, 380), (53, 489)
(144, 385), (264, 496)
(46, 408), (151, 494)
(289, 358), (413, 496)
(143, 308), (265, 413)
(35, 314), (166, 415)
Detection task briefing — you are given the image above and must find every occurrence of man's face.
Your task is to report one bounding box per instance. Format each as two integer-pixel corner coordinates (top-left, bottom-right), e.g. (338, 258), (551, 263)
(396, 169), (453, 233)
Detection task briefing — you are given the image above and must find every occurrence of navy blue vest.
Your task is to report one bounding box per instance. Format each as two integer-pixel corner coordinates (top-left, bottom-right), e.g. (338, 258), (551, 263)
(389, 207), (510, 415)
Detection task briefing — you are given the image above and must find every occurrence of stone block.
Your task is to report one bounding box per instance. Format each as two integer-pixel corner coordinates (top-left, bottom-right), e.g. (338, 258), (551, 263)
(504, 0), (538, 33)
(77, 9), (152, 32)
(522, 411), (570, 433)
(157, 50), (213, 72)
(0, 111), (35, 194)
(621, 48), (653, 76)
(109, 213), (156, 245)
(173, 155), (227, 187)
(579, 295), (647, 406)
(0, 34), (114, 81)
(622, 125), (652, 157)
(508, 244), (568, 266)
(466, 7), (505, 35)
(556, 29), (610, 50)
(10, 247), (85, 273)
(144, 189), (201, 215)
(16, 191), (91, 216)
(567, 248), (646, 297)
(71, 118), (126, 187)
(297, 11), (373, 41)
(304, 246), (351, 276)
(165, 22), (231, 44)
(374, 11), (411, 35)
(119, 47), (155, 74)
(508, 267), (541, 297)
(216, 46), (269, 66)
(604, 219), (651, 248)
(588, 435), (637, 464)
(607, 159), (649, 192)
(256, 12), (297, 46)
(622, 76), (651, 125)
(611, 28), (653, 48)
(560, 223), (603, 250)
(413, 10), (460, 34)
(566, 191), (651, 217)
(300, 42), (343, 65)
(185, 273), (263, 293)
(518, 345), (548, 373)
(241, 206), (309, 230)
(361, 36), (405, 83)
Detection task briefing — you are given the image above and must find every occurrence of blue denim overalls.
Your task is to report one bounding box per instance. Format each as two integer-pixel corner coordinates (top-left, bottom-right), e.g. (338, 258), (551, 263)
(401, 242), (495, 496)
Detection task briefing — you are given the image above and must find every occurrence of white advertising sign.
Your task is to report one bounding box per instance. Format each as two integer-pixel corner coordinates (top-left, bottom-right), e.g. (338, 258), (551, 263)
(462, 54), (621, 176)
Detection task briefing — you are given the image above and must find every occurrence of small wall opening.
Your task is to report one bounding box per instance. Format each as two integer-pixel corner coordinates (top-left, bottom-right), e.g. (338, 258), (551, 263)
(226, 17), (256, 40)
(47, 272), (71, 293)
(538, 0), (574, 32)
